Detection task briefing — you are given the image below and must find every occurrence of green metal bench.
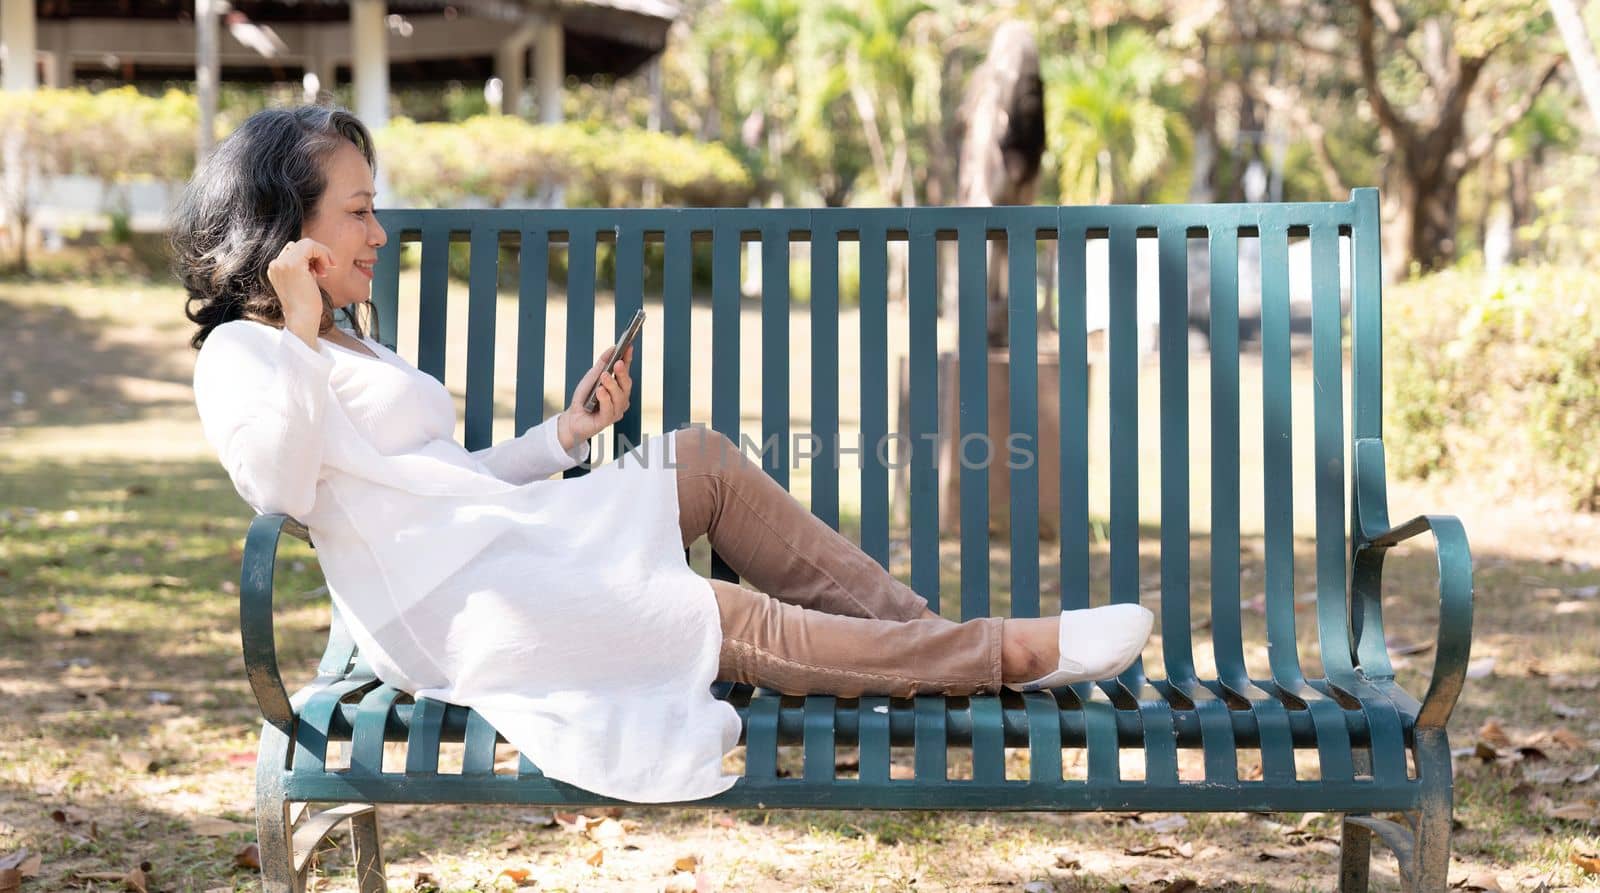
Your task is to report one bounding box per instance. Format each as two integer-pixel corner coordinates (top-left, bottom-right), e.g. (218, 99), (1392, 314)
(238, 188), (1473, 892)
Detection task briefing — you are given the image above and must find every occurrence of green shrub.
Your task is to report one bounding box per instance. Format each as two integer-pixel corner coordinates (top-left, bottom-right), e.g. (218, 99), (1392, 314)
(1388, 265), (1600, 510)
(374, 116), (753, 210)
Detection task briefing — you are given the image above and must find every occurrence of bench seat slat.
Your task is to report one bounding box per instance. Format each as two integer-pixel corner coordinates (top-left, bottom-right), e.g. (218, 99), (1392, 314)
(857, 696), (892, 783)
(802, 695), (836, 784)
(970, 697), (1006, 785)
(293, 672), (380, 775)
(349, 684), (406, 776)
(1023, 692), (1063, 784)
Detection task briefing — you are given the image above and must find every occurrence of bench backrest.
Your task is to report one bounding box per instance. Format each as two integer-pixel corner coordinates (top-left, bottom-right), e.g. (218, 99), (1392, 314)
(368, 189), (1384, 695)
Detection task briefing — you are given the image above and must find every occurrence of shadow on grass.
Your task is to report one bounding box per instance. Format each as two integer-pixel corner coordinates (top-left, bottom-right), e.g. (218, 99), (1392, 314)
(0, 296), (195, 430)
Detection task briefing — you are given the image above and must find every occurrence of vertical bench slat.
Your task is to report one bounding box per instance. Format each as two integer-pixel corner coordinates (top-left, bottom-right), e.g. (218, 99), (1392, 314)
(956, 221), (990, 620)
(371, 220), (402, 349)
(1351, 188), (1384, 441)
(514, 225), (550, 437)
(857, 221), (892, 570)
(404, 698), (447, 775)
(562, 225), (598, 479)
(1023, 692), (1063, 784)
(809, 225), (842, 531)
(1006, 222), (1041, 619)
(461, 709), (499, 776)
(907, 223), (941, 605)
(416, 223), (450, 383)
(709, 221), (742, 582)
(1259, 225), (1305, 688)
(1106, 226), (1139, 608)
(614, 223), (646, 453)
(1056, 215), (1091, 611)
(464, 225), (500, 452)
(661, 225), (694, 434)
(1309, 224), (1354, 684)
(802, 696), (836, 783)
(1208, 226), (1252, 698)
(857, 696), (892, 784)
(1195, 699), (1239, 783)
(1156, 224), (1195, 682)
(349, 685), (405, 775)
(760, 222), (791, 487)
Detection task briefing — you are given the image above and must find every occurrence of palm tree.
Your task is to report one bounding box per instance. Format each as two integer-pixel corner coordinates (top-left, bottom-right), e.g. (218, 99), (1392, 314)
(812, 0), (945, 207)
(1044, 28), (1191, 205)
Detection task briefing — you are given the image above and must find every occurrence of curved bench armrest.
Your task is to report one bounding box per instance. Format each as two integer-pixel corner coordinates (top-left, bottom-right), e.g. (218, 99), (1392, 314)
(1353, 514), (1474, 732)
(240, 513), (311, 735)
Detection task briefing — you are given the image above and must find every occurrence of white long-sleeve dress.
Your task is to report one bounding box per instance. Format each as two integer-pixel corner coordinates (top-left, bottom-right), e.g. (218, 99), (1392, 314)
(192, 319), (743, 803)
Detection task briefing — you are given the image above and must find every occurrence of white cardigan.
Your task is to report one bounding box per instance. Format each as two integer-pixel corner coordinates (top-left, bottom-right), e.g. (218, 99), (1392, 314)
(192, 319), (741, 802)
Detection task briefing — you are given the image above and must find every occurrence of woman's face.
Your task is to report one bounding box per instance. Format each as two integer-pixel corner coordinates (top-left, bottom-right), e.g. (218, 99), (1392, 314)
(300, 140), (388, 310)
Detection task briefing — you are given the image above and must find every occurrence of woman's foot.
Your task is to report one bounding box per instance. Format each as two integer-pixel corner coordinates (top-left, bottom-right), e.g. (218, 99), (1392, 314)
(1001, 604), (1155, 690)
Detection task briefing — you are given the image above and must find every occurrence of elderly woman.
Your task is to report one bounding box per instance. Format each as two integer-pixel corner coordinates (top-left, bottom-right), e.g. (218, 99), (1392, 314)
(175, 105), (1153, 803)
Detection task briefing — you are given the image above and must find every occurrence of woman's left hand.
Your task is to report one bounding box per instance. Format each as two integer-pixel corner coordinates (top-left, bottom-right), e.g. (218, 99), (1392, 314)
(558, 343), (634, 452)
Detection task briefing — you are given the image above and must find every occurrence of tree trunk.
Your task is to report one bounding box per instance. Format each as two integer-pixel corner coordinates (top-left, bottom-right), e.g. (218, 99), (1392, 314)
(1393, 162), (1463, 274)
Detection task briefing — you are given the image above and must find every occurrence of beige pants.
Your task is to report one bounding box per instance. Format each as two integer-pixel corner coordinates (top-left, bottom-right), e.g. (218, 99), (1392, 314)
(672, 426), (1005, 698)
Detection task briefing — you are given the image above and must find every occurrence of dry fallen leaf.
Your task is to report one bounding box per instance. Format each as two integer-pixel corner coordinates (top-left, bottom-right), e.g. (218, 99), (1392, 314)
(497, 867), (535, 887)
(0, 869), (18, 893)
(586, 817), (626, 847)
(1166, 880), (1200, 893)
(50, 805), (98, 841)
(233, 843), (261, 871)
(674, 855), (701, 873)
(1450, 869), (1504, 891)
(1479, 719), (1514, 750)
(1544, 799), (1600, 824)
(123, 863), (150, 893)
(192, 816), (252, 837)
(585, 847), (604, 867)
(1572, 853), (1600, 875)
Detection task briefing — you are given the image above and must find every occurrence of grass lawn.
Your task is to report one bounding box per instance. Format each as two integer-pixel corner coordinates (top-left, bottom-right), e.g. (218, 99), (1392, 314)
(2, 273), (1598, 891)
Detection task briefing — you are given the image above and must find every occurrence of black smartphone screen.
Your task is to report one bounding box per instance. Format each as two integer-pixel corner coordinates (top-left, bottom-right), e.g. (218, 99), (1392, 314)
(582, 308), (646, 413)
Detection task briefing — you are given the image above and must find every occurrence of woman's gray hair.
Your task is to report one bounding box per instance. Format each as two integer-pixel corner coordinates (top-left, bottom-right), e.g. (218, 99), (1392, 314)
(171, 104), (381, 349)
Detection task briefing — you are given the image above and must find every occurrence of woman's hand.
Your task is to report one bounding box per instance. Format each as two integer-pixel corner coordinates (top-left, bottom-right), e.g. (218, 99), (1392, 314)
(558, 343), (634, 452)
(267, 238), (337, 350)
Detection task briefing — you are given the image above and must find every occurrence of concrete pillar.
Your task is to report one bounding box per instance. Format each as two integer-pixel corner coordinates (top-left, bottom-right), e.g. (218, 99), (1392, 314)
(533, 14), (564, 205)
(196, 0), (220, 164)
(2, 0), (39, 92)
(534, 14), (563, 125)
(351, 0), (389, 129)
(494, 31), (531, 116)
(302, 29), (335, 103)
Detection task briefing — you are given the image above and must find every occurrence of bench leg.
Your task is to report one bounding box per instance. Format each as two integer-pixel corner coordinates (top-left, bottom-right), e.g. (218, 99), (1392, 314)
(255, 724), (301, 893)
(350, 808), (386, 893)
(1411, 729), (1455, 893)
(1338, 817), (1373, 892)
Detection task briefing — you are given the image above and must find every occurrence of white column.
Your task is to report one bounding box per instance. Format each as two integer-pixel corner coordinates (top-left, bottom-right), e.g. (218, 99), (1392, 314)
(493, 45), (521, 115)
(534, 14), (563, 125)
(196, 0), (220, 164)
(350, 0), (389, 129)
(2, 0), (39, 92)
(302, 29), (335, 103)
(533, 14), (564, 205)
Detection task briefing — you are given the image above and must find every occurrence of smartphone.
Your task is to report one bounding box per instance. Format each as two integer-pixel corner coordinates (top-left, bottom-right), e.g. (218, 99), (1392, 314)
(582, 308), (646, 413)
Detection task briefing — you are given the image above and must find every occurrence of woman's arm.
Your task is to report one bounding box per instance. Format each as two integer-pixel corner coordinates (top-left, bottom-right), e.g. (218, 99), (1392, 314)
(193, 323), (335, 519)
(470, 414), (590, 484)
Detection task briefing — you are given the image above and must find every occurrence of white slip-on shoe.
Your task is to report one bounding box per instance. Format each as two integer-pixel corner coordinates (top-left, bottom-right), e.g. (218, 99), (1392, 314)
(1003, 603), (1155, 692)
